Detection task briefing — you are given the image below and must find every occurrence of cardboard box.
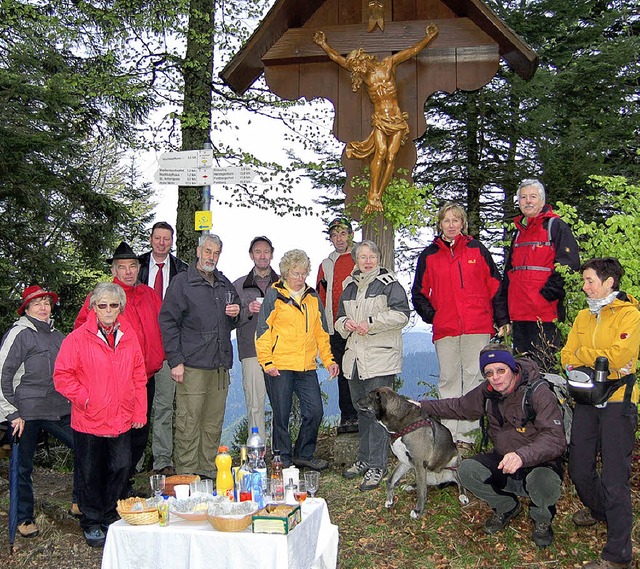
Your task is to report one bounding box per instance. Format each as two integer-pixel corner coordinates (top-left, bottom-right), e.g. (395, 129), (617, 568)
(251, 504), (301, 534)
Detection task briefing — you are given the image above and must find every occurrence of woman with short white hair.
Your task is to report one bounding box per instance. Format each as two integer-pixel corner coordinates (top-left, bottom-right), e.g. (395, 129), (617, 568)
(54, 282), (147, 548)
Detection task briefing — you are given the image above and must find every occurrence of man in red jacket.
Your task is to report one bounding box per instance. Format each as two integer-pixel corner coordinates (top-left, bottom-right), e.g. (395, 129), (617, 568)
(75, 242), (164, 494)
(316, 217), (358, 433)
(500, 179), (580, 371)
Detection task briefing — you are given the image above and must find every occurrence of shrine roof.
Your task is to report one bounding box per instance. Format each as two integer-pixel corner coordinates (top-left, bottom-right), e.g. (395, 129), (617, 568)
(220, 0), (538, 94)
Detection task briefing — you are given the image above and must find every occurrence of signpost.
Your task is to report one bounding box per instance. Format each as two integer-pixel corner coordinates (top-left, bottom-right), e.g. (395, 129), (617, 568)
(155, 147), (258, 232)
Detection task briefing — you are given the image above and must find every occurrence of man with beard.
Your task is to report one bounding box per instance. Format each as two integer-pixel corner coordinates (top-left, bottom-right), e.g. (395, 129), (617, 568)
(159, 234), (240, 477)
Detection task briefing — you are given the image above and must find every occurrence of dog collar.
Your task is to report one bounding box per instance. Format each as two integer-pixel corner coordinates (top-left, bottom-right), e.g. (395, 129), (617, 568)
(389, 417), (433, 441)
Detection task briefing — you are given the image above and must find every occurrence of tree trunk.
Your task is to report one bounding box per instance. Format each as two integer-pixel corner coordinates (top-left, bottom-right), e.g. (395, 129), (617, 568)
(362, 214), (395, 272)
(176, 0), (215, 261)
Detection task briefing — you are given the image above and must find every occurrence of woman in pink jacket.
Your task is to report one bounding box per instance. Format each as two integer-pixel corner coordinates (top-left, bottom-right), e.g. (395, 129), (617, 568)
(54, 282), (147, 548)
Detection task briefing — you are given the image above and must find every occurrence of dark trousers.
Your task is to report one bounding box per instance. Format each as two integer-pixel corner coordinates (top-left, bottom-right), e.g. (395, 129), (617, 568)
(348, 372), (393, 469)
(264, 370), (323, 465)
(569, 402), (637, 564)
(14, 415), (78, 524)
(460, 451), (562, 524)
(129, 375), (155, 480)
(74, 430), (131, 531)
(512, 320), (561, 372)
(330, 333), (357, 423)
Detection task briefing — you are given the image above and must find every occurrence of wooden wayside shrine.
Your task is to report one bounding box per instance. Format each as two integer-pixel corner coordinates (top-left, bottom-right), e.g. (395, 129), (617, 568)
(221, 0), (537, 260)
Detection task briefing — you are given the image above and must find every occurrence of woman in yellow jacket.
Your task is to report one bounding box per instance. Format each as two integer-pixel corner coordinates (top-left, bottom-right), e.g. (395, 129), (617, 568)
(561, 258), (640, 569)
(256, 249), (338, 471)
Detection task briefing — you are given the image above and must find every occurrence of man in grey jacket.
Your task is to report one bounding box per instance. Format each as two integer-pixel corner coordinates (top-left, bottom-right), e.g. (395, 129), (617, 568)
(159, 234), (240, 477)
(419, 345), (566, 549)
(233, 236), (279, 440)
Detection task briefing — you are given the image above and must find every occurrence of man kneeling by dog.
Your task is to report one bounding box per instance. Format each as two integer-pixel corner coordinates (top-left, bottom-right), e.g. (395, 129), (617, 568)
(418, 344), (566, 548)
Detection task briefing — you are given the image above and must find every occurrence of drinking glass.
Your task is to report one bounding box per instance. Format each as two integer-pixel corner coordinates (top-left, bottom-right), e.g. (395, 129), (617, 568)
(303, 471), (319, 502)
(150, 474), (166, 503)
(293, 481), (307, 504)
(225, 291), (234, 305)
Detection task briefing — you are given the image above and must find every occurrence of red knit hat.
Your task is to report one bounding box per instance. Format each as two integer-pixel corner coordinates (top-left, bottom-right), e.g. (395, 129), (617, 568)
(17, 285), (59, 315)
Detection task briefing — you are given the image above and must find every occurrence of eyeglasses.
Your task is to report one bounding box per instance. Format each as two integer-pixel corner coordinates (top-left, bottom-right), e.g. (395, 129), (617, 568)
(96, 303), (121, 310)
(484, 367), (509, 379)
(288, 271), (308, 279)
(357, 255), (378, 261)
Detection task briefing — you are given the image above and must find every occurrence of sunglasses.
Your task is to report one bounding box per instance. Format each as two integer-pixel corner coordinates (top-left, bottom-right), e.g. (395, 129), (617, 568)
(96, 303), (121, 310)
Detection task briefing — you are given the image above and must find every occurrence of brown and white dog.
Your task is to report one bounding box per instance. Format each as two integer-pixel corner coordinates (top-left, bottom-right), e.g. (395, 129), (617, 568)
(358, 386), (469, 519)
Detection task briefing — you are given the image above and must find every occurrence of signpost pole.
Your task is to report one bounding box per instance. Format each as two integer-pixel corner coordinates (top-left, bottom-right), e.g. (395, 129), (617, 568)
(201, 141), (212, 234)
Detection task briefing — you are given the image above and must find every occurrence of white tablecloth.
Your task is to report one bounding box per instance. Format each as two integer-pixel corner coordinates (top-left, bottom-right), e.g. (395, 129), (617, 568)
(101, 498), (338, 569)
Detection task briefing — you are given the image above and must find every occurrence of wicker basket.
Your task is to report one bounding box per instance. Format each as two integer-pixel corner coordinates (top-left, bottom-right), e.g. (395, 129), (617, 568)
(117, 497), (160, 526)
(207, 511), (254, 532)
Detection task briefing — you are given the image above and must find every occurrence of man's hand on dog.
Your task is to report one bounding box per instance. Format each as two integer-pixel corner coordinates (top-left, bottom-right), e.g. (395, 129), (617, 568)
(498, 452), (523, 474)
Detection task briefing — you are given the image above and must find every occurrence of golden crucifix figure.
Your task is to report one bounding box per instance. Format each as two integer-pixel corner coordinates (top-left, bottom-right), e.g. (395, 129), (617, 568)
(314, 24), (439, 213)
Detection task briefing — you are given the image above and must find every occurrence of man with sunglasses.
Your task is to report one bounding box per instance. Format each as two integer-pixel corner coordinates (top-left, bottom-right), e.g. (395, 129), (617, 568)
(74, 242), (164, 496)
(418, 345), (566, 549)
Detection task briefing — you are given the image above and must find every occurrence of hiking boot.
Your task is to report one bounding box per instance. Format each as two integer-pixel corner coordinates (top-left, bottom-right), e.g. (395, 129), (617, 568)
(483, 501), (522, 534)
(18, 520), (39, 538)
(68, 502), (82, 518)
(532, 520), (554, 548)
(337, 418), (359, 434)
(359, 468), (386, 491)
(573, 508), (599, 527)
(83, 526), (106, 548)
(343, 460), (368, 480)
(582, 559), (631, 569)
(156, 465), (176, 477)
(293, 457), (329, 471)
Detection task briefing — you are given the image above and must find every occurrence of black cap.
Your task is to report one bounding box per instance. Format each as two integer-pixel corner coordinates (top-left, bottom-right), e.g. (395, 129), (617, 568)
(106, 242), (138, 264)
(249, 236), (273, 252)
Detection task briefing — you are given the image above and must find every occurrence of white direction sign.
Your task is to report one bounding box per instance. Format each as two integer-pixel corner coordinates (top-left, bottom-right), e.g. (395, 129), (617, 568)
(158, 149), (214, 169)
(155, 165), (258, 186)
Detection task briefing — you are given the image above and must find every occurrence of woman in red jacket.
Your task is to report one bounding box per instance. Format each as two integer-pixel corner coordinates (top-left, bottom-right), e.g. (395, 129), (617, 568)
(411, 202), (508, 448)
(54, 282), (147, 548)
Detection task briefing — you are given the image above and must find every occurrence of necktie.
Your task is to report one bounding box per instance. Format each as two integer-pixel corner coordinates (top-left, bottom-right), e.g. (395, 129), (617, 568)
(154, 262), (165, 299)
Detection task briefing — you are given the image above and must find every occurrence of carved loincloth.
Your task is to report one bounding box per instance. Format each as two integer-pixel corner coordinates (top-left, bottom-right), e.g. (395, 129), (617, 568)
(346, 112), (410, 160)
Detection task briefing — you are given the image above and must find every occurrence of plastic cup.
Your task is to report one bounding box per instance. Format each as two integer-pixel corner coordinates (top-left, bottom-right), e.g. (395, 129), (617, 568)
(174, 484), (190, 500)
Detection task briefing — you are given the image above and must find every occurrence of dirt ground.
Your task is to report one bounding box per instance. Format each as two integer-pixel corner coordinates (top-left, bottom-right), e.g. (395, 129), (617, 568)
(0, 449), (103, 569)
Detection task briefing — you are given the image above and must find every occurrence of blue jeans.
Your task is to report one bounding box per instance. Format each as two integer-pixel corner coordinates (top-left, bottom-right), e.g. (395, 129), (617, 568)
(13, 415), (78, 524)
(348, 372), (394, 469)
(264, 370), (323, 465)
(74, 430), (131, 531)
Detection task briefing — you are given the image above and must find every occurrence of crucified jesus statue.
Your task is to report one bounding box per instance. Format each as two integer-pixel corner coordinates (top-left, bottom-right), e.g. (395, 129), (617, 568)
(314, 25), (439, 213)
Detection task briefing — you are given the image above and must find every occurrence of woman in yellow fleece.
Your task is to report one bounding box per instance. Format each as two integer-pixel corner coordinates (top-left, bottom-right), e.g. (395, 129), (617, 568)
(561, 258), (640, 569)
(255, 249), (338, 471)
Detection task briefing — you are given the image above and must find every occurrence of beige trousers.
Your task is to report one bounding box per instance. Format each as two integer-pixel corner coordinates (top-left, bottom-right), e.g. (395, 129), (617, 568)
(241, 357), (267, 441)
(435, 333), (490, 443)
(174, 366), (229, 477)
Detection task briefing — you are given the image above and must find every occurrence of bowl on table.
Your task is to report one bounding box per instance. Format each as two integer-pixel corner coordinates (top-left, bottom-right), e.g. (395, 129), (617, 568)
(169, 494), (226, 521)
(206, 501), (258, 532)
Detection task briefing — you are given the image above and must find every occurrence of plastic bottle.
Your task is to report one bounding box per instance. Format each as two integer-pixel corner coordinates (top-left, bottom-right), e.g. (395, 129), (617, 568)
(215, 445), (234, 501)
(246, 427), (266, 467)
(271, 451), (284, 502)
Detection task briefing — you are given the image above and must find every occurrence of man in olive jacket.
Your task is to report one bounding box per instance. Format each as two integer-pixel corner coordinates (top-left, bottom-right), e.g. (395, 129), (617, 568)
(419, 345), (566, 549)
